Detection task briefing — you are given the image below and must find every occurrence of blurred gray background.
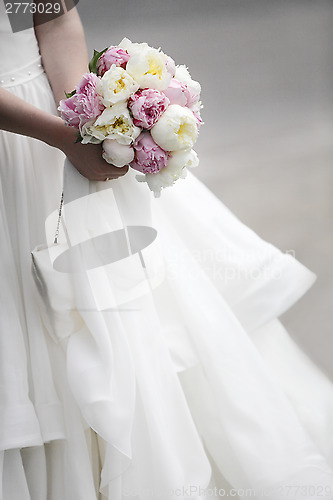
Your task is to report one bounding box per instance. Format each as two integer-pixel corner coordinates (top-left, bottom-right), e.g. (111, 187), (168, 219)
(76, 0), (333, 378)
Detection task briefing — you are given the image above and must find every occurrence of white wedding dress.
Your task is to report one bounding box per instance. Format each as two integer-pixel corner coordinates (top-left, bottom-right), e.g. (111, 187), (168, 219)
(1, 6), (333, 500)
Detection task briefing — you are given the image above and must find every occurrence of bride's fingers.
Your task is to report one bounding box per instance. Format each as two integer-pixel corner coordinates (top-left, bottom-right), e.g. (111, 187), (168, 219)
(109, 164), (129, 177)
(69, 157), (130, 181)
(103, 165), (129, 180)
(91, 164), (130, 182)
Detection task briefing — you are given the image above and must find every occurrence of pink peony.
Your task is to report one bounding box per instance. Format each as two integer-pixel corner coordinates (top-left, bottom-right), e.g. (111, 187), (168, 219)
(165, 56), (176, 77)
(130, 132), (169, 174)
(163, 78), (197, 107)
(96, 46), (130, 76)
(58, 94), (80, 128)
(59, 73), (104, 128)
(74, 73), (104, 125)
(163, 78), (203, 128)
(128, 89), (169, 129)
(192, 108), (204, 128)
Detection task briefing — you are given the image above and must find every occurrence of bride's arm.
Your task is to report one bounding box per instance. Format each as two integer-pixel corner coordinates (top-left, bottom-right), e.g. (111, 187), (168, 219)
(0, 88), (128, 180)
(34, 6), (89, 105)
(0, 8), (128, 180)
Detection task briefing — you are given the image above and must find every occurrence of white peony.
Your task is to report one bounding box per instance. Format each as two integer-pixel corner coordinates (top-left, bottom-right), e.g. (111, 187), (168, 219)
(169, 148), (199, 170)
(150, 104), (198, 151)
(100, 65), (139, 106)
(118, 37), (150, 56)
(102, 139), (134, 167)
(79, 119), (103, 144)
(136, 148), (199, 197)
(126, 47), (171, 91)
(81, 102), (141, 145)
(119, 37), (175, 83)
(174, 65), (201, 96)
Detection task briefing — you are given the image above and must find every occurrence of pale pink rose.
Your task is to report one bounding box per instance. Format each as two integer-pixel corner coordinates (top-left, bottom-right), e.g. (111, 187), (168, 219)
(97, 46), (130, 76)
(130, 132), (169, 174)
(58, 94), (80, 128)
(128, 89), (169, 129)
(74, 73), (104, 125)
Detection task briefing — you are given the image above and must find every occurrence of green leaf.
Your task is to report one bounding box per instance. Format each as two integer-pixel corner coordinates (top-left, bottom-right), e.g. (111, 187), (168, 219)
(88, 47), (108, 74)
(75, 131), (83, 144)
(65, 89), (76, 98)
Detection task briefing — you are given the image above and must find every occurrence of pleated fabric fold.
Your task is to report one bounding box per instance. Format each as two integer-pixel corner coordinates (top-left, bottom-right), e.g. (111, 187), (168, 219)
(30, 159), (333, 499)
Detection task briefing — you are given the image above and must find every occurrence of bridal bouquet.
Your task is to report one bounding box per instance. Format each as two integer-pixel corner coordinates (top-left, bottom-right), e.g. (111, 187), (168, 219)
(58, 38), (203, 197)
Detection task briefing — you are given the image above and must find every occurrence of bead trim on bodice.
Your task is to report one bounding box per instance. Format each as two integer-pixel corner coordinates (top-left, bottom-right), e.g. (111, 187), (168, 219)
(0, 56), (44, 88)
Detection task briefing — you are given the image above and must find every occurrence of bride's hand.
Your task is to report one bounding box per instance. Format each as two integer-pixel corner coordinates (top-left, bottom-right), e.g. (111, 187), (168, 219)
(57, 122), (129, 182)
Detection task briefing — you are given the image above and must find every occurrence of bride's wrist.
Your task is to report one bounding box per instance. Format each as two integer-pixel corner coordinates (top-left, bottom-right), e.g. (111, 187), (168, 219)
(45, 116), (78, 153)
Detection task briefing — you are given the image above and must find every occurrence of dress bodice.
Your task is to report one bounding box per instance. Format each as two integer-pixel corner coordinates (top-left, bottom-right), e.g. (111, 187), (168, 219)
(0, 2), (42, 86)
